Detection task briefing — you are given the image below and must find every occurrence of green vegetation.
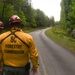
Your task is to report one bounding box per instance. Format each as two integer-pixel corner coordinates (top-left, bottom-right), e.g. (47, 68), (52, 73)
(60, 0), (75, 37)
(0, 0), (55, 30)
(23, 27), (46, 33)
(45, 27), (75, 52)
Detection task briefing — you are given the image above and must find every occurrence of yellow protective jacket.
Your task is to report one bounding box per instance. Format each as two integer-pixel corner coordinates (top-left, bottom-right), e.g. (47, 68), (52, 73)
(0, 27), (38, 69)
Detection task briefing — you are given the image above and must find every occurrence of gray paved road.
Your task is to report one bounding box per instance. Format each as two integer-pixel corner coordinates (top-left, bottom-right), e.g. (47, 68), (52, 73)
(30, 28), (75, 75)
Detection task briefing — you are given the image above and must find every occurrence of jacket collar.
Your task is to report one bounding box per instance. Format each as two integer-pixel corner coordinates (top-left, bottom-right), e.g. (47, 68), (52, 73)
(11, 27), (23, 32)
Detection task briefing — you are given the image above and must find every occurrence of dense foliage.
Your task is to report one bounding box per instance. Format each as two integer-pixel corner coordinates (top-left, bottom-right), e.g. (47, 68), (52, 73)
(60, 0), (75, 38)
(0, 0), (55, 29)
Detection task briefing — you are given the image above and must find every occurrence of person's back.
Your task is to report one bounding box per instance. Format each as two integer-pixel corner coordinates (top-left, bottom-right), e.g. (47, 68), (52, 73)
(0, 15), (38, 75)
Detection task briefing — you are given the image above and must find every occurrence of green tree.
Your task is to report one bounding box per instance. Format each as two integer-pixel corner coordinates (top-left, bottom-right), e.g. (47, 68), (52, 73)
(67, 0), (75, 29)
(35, 9), (50, 27)
(0, 0), (51, 29)
(49, 16), (55, 27)
(60, 0), (72, 30)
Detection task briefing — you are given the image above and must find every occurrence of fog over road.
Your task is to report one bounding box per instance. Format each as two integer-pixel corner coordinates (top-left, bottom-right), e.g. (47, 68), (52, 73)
(30, 28), (75, 75)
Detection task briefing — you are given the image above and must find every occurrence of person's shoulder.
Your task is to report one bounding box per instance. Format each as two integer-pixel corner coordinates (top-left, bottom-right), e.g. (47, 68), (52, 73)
(0, 31), (10, 37)
(21, 31), (32, 37)
(19, 29), (29, 35)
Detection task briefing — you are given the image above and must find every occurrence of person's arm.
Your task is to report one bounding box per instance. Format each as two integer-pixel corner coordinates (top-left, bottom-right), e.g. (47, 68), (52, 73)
(0, 46), (3, 74)
(28, 36), (39, 74)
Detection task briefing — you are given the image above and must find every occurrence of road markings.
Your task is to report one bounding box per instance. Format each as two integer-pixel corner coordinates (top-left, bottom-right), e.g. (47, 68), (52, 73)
(37, 67), (41, 75)
(39, 53), (48, 75)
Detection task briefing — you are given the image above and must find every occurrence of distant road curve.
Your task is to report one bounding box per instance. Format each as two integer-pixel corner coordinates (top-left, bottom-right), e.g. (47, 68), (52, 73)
(30, 28), (75, 75)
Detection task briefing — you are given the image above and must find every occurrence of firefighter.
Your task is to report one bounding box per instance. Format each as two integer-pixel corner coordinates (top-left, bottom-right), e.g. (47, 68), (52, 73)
(0, 21), (4, 34)
(0, 15), (38, 75)
(0, 21), (4, 75)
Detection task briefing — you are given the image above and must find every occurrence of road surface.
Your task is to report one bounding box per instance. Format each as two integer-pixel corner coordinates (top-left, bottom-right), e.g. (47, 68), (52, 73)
(30, 28), (75, 75)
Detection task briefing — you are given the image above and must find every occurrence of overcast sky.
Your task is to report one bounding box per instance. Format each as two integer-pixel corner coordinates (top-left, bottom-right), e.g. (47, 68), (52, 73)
(31, 0), (61, 21)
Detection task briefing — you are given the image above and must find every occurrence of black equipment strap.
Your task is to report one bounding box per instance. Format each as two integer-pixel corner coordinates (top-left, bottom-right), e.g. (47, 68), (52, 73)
(0, 31), (29, 48)
(11, 31), (29, 48)
(0, 31), (17, 44)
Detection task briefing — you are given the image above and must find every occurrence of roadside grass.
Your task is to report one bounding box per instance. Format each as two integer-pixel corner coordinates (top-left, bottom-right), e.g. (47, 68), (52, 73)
(2, 27), (46, 33)
(23, 27), (47, 33)
(45, 27), (75, 53)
